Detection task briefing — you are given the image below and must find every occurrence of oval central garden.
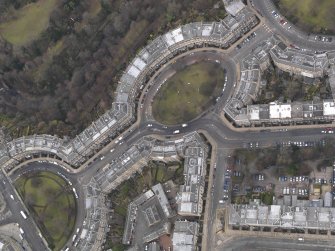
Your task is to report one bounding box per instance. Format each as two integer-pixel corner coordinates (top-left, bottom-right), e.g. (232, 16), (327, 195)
(152, 61), (225, 125)
(14, 171), (77, 251)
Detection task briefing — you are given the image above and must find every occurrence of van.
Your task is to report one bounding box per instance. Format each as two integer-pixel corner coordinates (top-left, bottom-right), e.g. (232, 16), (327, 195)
(20, 211), (28, 219)
(72, 188), (79, 199)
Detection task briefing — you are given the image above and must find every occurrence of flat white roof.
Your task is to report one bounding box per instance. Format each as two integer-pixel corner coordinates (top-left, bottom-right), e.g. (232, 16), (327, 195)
(323, 101), (335, 116)
(181, 193), (191, 202)
(225, 0), (245, 16)
(269, 205), (281, 219)
(174, 246), (193, 251)
(164, 28), (184, 46)
(269, 104), (291, 119)
(246, 209), (257, 219)
(248, 107), (260, 120)
(133, 57), (146, 71)
(127, 65), (141, 78)
(202, 25), (213, 37)
(180, 202), (193, 213)
(173, 232), (194, 245)
(172, 28), (184, 43)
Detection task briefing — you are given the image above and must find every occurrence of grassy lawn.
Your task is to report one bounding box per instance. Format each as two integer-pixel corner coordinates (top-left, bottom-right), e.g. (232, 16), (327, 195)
(277, 0), (335, 34)
(152, 61), (225, 125)
(15, 171), (76, 251)
(0, 0), (57, 46)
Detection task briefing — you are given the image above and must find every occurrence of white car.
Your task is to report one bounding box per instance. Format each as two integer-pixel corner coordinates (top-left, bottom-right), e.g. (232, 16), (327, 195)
(147, 124), (153, 127)
(181, 124), (188, 128)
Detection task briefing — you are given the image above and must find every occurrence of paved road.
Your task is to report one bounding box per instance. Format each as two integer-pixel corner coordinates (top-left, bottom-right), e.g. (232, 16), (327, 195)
(0, 170), (47, 250)
(2, 1), (335, 250)
(219, 236), (335, 251)
(252, 0), (335, 51)
(207, 147), (231, 247)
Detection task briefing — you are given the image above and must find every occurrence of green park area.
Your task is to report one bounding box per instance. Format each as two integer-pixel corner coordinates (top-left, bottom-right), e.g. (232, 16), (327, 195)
(15, 171), (76, 251)
(0, 0), (57, 46)
(276, 0), (335, 34)
(152, 61), (225, 125)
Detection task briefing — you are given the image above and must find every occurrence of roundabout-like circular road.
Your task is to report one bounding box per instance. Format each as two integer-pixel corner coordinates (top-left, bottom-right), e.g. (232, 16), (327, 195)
(2, 1), (335, 251)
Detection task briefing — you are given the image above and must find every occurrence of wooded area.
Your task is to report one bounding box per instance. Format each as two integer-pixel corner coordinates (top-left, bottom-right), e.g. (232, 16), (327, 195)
(0, 0), (226, 138)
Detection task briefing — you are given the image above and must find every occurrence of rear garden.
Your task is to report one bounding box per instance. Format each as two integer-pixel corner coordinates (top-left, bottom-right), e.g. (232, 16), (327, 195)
(257, 64), (332, 104)
(229, 138), (335, 205)
(105, 160), (184, 251)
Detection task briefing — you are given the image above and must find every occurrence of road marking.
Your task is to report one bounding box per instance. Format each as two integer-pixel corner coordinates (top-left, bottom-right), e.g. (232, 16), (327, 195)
(261, 23), (272, 33)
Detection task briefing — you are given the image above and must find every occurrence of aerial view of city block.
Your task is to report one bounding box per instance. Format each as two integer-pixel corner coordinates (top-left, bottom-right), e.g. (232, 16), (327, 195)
(1, 0), (335, 250)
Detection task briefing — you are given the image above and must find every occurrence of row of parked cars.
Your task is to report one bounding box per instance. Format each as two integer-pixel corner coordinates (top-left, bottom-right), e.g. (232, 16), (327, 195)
(221, 169), (231, 202)
(313, 177), (333, 185)
(314, 35), (332, 43)
(236, 32), (257, 50)
(271, 10), (333, 43)
(278, 176), (308, 183)
(282, 187), (308, 196)
(271, 11), (292, 29)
